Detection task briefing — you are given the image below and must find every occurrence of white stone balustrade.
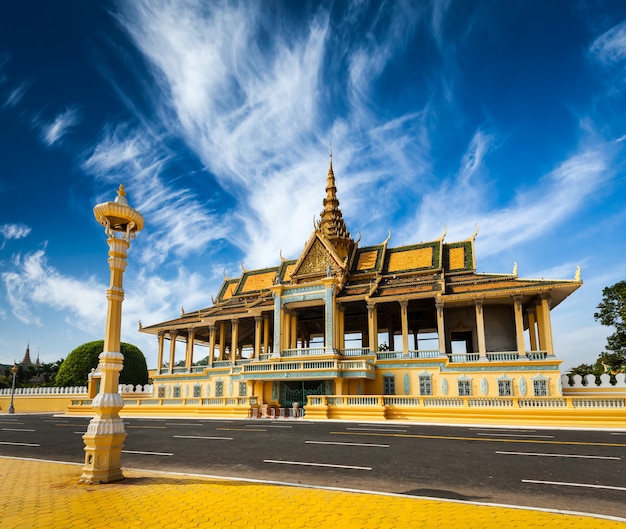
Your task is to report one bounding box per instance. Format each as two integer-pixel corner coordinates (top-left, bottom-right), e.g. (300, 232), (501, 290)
(562, 373), (626, 388)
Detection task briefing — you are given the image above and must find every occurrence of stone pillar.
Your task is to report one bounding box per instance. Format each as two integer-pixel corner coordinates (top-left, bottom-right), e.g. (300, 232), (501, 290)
(435, 300), (446, 354)
(219, 322), (226, 360)
(400, 300), (409, 354)
(156, 333), (165, 374)
(185, 328), (195, 371)
(290, 311), (298, 349)
(208, 324), (216, 367)
(539, 295), (554, 356)
(527, 308), (538, 351)
(263, 315), (270, 356)
(367, 302), (378, 352)
(283, 309), (291, 352)
(254, 315), (262, 359)
(231, 319), (239, 365)
(513, 297), (525, 356)
(337, 305), (345, 352)
(475, 300), (487, 359)
(168, 332), (177, 373)
(535, 301), (547, 353)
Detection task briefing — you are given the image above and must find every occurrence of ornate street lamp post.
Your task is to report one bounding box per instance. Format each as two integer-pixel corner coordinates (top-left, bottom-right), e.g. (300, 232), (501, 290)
(8, 362), (18, 414)
(80, 184), (144, 484)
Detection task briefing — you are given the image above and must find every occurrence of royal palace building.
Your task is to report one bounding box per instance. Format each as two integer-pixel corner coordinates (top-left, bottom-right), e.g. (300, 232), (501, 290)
(140, 157), (582, 417)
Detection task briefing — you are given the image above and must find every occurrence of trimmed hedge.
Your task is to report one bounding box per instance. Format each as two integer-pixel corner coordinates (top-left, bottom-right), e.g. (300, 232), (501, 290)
(55, 340), (148, 387)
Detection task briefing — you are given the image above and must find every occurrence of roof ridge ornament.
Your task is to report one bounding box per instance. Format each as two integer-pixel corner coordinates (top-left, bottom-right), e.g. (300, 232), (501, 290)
(575, 266), (581, 281)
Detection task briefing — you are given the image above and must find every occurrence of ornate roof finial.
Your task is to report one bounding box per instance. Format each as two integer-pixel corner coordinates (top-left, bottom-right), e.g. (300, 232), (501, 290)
(319, 147), (353, 259)
(575, 265), (581, 281)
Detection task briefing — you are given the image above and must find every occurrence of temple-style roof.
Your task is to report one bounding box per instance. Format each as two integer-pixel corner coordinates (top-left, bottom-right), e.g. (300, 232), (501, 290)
(140, 159), (582, 335)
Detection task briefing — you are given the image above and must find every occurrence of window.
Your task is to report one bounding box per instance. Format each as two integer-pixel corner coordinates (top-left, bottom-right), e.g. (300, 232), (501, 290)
(419, 375), (432, 396)
(172, 386), (181, 398)
(215, 381), (223, 397)
(498, 379), (512, 397)
(193, 385), (201, 398)
(533, 379), (548, 396)
(383, 376), (395, 395)
(239, 381), (247, 396)
(157, 386), (165, 398)
(458, 380), (471, 396)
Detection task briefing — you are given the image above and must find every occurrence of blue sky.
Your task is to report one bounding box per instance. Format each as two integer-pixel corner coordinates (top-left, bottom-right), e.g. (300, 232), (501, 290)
(1, 0), (625, 371)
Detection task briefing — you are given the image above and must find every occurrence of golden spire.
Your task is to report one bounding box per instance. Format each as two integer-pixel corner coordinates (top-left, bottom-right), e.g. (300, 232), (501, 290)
(318, 149), (353, 259)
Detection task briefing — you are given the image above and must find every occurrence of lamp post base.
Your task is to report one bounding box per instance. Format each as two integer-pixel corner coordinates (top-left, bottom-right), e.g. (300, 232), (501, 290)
(80, 431), (126, 484)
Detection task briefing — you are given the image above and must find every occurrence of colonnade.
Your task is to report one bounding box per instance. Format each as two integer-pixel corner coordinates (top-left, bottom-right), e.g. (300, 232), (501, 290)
(155, 295), (554, 371)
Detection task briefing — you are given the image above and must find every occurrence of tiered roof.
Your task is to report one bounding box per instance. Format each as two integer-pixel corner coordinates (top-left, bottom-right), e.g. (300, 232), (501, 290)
(141, 160), (582, 335)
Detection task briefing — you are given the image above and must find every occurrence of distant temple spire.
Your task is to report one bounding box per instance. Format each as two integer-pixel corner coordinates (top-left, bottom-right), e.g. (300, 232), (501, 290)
(21, 342), (33, 367)
(318, 150), (353, 260)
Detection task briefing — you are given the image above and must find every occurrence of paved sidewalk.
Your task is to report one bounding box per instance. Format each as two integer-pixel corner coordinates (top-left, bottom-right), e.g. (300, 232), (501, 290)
(1, 456), (625, 528)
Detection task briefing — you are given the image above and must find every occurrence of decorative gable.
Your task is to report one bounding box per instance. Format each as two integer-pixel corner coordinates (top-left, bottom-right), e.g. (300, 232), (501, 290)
(291, 234), (345, 283)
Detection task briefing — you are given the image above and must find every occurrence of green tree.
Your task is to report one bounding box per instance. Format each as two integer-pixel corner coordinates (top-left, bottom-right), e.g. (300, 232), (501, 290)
(566, 363), (597, 378)
(594, 280), (626, 373)
(55, 340), (148, 387)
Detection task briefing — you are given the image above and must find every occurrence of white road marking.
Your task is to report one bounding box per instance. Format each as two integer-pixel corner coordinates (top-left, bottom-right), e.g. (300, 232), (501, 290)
(306, 440), (389, 448)
(122, 450), (173, 456)
(74, 432), (86, 435)
(346, 427), (407, 433)
(476, 433), (554, 438)
(165, 423), (201, 427)
(497, 451), (620, 460)
(610, 432), (626, 436)
(523, 479), (626, 492)
(174, 435), (232, 440)
(0, 441), (40, 447)
(1, 428), (35, 432)
(470, 427), (536, 432)
(264, 459), (372, 470)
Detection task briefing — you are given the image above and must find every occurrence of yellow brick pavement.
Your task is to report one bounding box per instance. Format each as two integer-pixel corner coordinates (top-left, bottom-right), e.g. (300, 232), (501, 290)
(1, 457), (625, 529)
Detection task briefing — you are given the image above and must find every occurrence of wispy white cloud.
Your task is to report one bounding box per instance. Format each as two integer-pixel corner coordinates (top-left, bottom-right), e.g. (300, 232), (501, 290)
(83, 124), (229, 267)
(40, 106), (80, 147)
(0, 223), (31, 249)
(0, 247), (210, 366)
(114, 0), (433, 267)
(3, 81), (29, 109)
(2, 250), (104, 326)
(590, 20), (626, 66)
(408, 144), (610, 256)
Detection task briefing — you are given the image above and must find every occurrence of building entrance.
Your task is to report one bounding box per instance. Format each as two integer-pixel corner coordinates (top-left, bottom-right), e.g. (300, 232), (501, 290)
(281, 380), (329, 408)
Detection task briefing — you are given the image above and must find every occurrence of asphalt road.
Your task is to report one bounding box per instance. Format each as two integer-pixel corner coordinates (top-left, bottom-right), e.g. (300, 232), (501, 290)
(1, 414), (625, 518)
